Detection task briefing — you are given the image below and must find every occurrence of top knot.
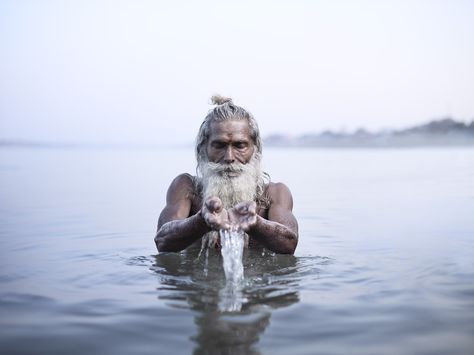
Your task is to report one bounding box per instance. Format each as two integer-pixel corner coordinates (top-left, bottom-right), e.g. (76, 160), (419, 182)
(210, 95), (233, 106)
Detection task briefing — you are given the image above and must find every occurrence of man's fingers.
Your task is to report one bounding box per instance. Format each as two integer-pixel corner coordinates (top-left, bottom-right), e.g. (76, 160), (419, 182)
(247, 202), (257, 214)
(234, 201), (256, 215)
(205, 200), (257, 231)
(205, 197), (223, 213)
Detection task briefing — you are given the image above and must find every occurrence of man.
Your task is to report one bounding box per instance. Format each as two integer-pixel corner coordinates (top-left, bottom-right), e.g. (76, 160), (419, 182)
(155, 95), (298, 254)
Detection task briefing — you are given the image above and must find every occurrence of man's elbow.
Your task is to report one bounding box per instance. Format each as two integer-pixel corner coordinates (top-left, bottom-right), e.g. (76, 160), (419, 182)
(272, 244), (296, 255)
(154, 230), (185, 253)
(154, 237), (176, 253)
(282, 232), (298, 254)
(272, 232), (298, 254)
(281, 242), (297, 255)
(154, 233), (164, 252)
(154, 231), (172, 253)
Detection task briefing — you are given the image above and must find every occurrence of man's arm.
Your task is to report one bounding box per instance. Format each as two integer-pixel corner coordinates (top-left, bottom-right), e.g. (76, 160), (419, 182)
(155, 175), (232, 252)
(230, 182), (298, 254)
(155, 174), (210, 252)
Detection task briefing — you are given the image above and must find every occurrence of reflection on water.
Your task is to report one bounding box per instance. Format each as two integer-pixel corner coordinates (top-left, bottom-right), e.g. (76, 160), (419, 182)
(151, 249), (323, 354)
(218, 281), (247, 313)
(2, 147), (474, 354)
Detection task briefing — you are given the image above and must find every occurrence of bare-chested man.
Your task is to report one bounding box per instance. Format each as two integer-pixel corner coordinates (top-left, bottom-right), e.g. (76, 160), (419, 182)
(155, 96), (298, 254)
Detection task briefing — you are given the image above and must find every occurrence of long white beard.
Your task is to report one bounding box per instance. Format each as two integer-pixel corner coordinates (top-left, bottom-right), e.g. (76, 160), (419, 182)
(198, 154), (262, 249)
(200, 155), (261, 209)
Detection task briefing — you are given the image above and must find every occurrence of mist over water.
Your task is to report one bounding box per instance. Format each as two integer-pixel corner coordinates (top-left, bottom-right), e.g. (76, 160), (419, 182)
(1, 146), (474, 354)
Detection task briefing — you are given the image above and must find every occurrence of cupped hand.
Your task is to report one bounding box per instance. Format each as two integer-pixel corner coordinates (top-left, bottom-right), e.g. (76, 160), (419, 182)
(228, 201), (257, 232)
(201, 197), (231, 230)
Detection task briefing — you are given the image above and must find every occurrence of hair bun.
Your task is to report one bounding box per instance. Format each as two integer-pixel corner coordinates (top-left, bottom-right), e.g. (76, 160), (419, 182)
(210, 95), (233, 105)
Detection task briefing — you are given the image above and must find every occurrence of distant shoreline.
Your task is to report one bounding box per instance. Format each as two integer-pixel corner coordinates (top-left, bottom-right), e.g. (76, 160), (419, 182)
(264, 118), (474, 148)
(2, 118), (474, 149)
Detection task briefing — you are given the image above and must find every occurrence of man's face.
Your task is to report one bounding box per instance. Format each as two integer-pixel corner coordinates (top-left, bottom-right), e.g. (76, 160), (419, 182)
(206, 120), (255, 165)
(201, 119), (261, 209)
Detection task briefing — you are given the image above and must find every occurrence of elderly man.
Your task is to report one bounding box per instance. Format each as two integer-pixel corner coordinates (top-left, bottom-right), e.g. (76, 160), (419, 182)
(155, 96), (298, 254)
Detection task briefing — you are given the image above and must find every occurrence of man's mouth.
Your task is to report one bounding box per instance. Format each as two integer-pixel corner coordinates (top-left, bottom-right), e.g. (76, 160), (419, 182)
(221, 168), (240, 178)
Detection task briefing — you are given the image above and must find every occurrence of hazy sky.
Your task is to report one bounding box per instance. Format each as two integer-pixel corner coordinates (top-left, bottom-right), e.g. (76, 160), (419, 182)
(1, 0), (473, 145)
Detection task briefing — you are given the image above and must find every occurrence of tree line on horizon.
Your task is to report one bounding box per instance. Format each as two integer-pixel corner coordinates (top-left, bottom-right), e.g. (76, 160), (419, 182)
(264, 118), (474, 147)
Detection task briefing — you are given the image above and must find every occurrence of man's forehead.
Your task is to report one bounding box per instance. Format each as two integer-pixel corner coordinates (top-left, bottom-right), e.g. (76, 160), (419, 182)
(209, 120), (252, 140)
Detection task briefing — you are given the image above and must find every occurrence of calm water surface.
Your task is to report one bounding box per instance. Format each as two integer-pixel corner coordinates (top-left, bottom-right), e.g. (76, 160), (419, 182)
(1, 147), (474, 354)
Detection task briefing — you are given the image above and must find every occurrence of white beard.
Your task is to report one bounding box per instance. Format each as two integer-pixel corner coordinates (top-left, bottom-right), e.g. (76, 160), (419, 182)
(197, 154), (262, 250)
(199, 154), (261, 209)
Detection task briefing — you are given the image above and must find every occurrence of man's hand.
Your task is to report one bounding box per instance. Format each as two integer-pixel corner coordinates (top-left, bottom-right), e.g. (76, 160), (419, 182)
(228, 201), (257, 232)
(202, 197), (258, 233)
(201, 197), (231, 230)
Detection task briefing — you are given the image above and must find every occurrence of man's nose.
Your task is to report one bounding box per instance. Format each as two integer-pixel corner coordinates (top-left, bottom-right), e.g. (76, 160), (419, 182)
(223, 147), (235, 164)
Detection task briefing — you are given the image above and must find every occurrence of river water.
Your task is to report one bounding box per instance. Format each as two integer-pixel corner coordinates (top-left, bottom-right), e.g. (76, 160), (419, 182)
(1, 146), (473, 354)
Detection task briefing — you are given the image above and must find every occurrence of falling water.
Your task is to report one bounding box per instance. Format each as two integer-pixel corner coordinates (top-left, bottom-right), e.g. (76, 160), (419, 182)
(218, 228), (246, 312)
(219, 228), (245, 283)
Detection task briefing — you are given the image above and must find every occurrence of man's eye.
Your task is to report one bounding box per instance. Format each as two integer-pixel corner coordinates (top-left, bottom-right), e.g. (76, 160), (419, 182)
(212, 142), (226, 149)
(235, 142), (247, 149)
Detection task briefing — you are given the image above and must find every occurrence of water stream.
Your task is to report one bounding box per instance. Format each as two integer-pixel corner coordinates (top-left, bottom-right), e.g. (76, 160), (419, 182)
(218, 228), (246, 312)
(220, 228), (245, 283)
(2, 147), (474, 354)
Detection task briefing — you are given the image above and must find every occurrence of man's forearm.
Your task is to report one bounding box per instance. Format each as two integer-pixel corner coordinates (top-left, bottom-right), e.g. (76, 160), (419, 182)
(250, 215), (298, 254)
(155, 212), (210, 252)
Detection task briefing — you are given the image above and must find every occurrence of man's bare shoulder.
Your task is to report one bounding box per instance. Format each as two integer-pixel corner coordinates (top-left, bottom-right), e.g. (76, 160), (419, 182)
(170, 173), (195, 187)
(265, 181), (294, 207)
(265, 181), (293, 196)
(167, 173), (198, 199)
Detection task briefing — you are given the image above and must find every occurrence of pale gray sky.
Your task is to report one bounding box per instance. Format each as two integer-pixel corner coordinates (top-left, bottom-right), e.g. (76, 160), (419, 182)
(1, 0), (473, 145)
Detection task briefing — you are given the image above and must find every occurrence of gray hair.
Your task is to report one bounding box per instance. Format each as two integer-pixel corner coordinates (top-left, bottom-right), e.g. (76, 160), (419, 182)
(194, 95), (270, 208)
(195, 95), (263, 165)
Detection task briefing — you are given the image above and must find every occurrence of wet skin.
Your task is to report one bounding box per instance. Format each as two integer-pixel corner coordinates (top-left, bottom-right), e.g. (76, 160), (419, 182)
(202, 120), (257, 230)
(155, 120), (298, 254)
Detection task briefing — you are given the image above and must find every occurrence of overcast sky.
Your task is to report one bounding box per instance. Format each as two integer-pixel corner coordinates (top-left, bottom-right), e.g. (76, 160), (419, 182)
(1, 0), (473, 145)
